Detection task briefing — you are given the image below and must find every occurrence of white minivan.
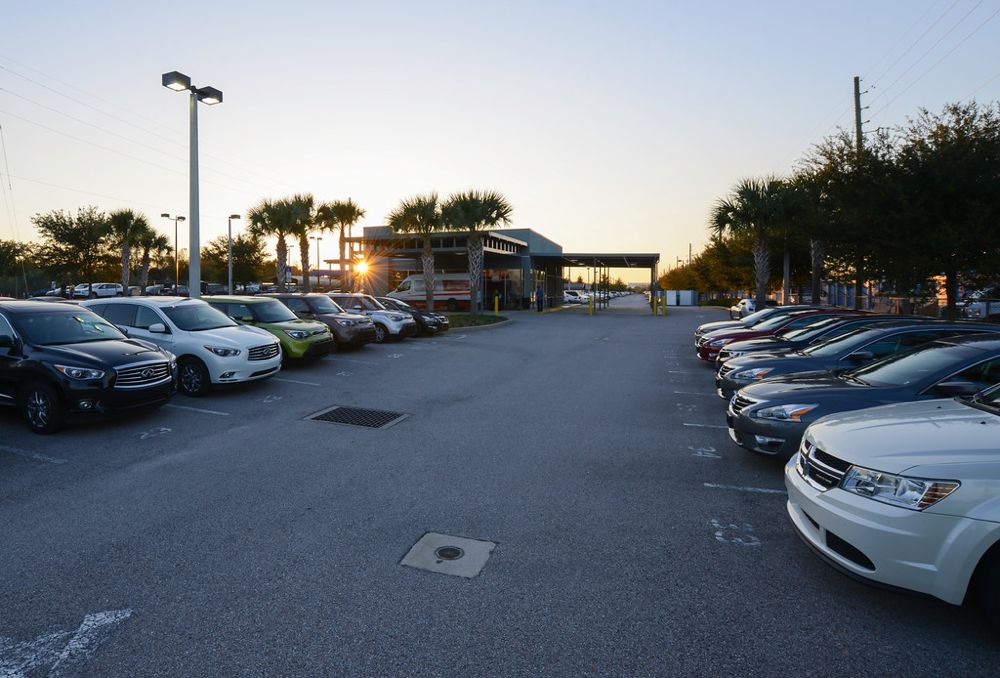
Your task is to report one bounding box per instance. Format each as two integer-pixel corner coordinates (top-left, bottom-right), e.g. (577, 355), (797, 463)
(82, 297), (282, 396)
(388, 273), (471, 311)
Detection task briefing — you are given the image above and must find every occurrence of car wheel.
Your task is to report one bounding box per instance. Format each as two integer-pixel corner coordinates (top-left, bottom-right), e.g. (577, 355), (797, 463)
(19, 382), (65, 434)
(373, 324), (388, 343)
(88, 292), (97, 299)
(975, 547), (1000, 624)
(178, 358), (212, 397)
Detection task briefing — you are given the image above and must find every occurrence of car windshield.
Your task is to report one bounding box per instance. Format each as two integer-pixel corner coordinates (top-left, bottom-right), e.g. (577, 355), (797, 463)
(780, 316), (844, 341)
(389, 298), (413, 310)
(14, 310), (126, 345)
(308, 296), (344, 314)
(360, 296), (385, 311)
(740, 307), (780, 324)
(971, 383), (1000, 412)
(752, 313), (802, 331)
(802, 327), (882, 357)
(252, 300), (298, 323)
(846, 342), (979, 387)
(163, 303), (237, 331)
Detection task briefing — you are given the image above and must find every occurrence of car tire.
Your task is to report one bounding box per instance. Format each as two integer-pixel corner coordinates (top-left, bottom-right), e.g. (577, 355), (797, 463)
(178, 358), (212, 397)
(19, 381), (65, 434)
(373, 324), (388, 343)
(88, 292), (97, 299)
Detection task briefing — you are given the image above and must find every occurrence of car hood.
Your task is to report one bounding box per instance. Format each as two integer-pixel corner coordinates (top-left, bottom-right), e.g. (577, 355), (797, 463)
(726, 336), (794, 352)
(742, 374), (892, 405)
(41, 339), (168, 367)
(315, 312), (370, 323)
(806, 398), (1000, 473)
(194, 324), (276, 345)
(725, 352), (826, 375)
(257, 319), (328, 333)
(697, 319), (745, 334)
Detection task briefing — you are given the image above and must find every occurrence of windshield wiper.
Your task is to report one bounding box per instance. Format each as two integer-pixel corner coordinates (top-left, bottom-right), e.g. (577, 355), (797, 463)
(841, 373), (868, 385)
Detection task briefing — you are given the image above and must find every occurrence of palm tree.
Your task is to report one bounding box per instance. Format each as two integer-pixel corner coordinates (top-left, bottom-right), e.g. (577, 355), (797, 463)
(108, 209), (151, 292)
(442, 190), (513, 318)
(315, 198), (366, 291)
(136, 230), (171, 293)
(710, 177), (784, 310)
(288, 193), (315, 292)
(248, 198), (301, 292)
(387, 193), (443, 311)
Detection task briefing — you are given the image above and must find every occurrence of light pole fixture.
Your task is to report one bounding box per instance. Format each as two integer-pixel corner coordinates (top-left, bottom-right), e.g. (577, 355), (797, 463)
(161, 70), (223, 299)
(160, 213), (185, 291)
(310, 236), (322, 287)
(227, 214), (240, 294)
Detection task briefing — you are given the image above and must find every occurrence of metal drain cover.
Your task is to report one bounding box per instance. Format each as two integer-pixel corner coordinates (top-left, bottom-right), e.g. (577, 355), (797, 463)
(307, 405), (408, 429)
(401, 532), (496, 578)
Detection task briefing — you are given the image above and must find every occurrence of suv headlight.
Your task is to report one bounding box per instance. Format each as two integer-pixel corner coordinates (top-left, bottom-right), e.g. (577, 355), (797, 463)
(732, 367), (773, 380)
(841, 466), (960, 510)
(284, 329), (309, 339)
(390, 314), (405, 322)
(55, 364), (105, 380)
(335, 319), (356, 327)
(753, 403), (817, 422)
(204, 346), (241, 357)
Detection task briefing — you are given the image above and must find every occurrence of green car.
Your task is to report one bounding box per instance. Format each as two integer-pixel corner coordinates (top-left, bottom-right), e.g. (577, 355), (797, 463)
(204, 295), (335, 360)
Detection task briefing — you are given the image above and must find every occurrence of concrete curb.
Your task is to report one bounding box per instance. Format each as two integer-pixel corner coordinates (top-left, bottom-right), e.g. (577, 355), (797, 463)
(447, 316), (512, 332)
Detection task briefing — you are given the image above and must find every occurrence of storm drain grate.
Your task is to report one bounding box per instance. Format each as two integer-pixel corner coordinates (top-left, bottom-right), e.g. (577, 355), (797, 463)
(308, 405), (408, 429)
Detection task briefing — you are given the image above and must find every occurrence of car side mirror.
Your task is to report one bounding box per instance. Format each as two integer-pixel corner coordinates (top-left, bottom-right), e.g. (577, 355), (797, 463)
(148, 323), (167, 334)
(846, 350), (874, 362)
(932, 380), (981, 397)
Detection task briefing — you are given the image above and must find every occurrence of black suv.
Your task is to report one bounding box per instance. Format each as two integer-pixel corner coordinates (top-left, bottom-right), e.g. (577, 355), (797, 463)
(0, 300), (177, 433)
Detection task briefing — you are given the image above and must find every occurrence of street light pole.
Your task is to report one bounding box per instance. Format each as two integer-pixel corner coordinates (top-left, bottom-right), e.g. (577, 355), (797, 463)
(311, 236), (322, 288)
(160, 213), (185, 292)
(162, 71), (223, 300)
(227, 214), (240, 294)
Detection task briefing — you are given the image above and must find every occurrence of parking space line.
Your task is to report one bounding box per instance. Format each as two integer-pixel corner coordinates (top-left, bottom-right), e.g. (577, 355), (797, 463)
(667, 370), (700, 374)
(0, 444), (69, 465)
(682, 423), (727, 429)
(273, 377), (321, 386)
(673, 390), (718, 396)
(327, 357), (377, 365)
(704, 483), (786, 495)
(164, 404), (230, 416)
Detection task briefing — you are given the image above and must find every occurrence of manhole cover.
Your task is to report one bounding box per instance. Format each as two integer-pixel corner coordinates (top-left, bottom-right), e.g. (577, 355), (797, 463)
(401, 532), (496, 578)
(307, 405), (408, 429)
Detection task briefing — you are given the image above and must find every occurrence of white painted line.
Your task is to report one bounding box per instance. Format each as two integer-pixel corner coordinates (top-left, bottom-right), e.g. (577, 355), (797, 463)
(327, 357), (376, 365)
(0, 608), (132, 677)
(667, 370), (700, 374)
(0, 444), (68, 465)
(164, 404), (230, 416)
(673, 390), (718, 396)
(273, 377), (321, 386)
(704, 483), (786, 495)
(682, 423), (728, 429)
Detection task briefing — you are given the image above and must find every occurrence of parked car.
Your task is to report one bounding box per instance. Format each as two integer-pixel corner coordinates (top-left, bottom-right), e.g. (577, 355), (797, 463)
(694, 305), (814, 341)
(0, 300), (177, 432)
(72, 282), (124, 298)
(263, 293), (376, 349)
(203, 295), (335, 361)
(729, 298), (755, 319)
(696, 310), (857, 361)
(563, 290), (585, 304)
(82, 297), (281, 396)
(715, 321), (1000, 399)
(328, 293), (418, 343)
(727, 333), (1000, 458)
(785, 383), (1000, 620)
(377, 297), (449, 335)
(716, 315), (932, 364)
(958, 287), (1000, 321)
(387, 273), (471, 311)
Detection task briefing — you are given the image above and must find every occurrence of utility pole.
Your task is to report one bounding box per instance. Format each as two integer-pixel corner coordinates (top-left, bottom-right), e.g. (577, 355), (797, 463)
(853, 75), (865, 310)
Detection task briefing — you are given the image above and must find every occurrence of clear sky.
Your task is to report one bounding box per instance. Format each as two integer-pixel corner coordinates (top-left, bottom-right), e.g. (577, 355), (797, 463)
(1, 1), (998, 281)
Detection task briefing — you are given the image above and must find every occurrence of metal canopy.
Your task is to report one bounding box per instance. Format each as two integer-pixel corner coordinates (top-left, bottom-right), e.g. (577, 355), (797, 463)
(535, 253), (660, 268)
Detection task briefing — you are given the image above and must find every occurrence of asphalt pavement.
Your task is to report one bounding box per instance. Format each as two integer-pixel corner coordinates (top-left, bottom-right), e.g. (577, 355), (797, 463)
(2, 295), (999, 676)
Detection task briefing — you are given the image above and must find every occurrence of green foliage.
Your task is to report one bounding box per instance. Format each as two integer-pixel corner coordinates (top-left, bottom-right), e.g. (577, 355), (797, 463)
(32, 206), (113, 283)
(201, 233), (270, 286)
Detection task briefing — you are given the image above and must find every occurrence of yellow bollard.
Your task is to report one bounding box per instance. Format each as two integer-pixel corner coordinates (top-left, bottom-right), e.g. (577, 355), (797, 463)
(589, 297), (593, 316)
(661, 297), (667, 315)
(494, 295), (499, 317)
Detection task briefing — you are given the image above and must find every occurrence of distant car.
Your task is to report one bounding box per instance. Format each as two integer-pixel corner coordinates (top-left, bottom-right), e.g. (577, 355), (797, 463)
(730, 298), (755, 319)
(697, 310), (858, 361)
(694, 305), (815, 341)
(377, 297), (449, 335)
(716, 321), (1000, 399)
(82, 297), (281, 396)
(263, 293), (376, 349)
(72, 282), (124, 298)
(727, 333), (1000, 458)
(785, 383), (1000, 620)
(328, 293), (418, 343)
(0, 300), (177, 433)
(203, 295), (335, 361)
(563, 290), (585, 304)
(959, 287), (1000, 321)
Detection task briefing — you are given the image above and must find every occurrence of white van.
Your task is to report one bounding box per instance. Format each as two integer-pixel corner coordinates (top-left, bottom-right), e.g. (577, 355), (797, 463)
(388, 274), (471, 311)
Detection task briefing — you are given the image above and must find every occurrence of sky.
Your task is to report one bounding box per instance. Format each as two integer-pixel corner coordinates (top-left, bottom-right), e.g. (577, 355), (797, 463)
(1, 0), (998, 282)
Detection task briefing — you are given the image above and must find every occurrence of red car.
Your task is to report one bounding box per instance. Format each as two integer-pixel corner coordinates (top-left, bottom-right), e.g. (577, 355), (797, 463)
(695, 310), (863, 361)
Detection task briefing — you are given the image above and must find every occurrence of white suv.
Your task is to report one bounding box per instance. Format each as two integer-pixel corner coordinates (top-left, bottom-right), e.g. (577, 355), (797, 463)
(328, 293), (418, 343)
(785, 384), (1000, 620)
(74, 282), (124, 298)
(82, 297), (282, 396)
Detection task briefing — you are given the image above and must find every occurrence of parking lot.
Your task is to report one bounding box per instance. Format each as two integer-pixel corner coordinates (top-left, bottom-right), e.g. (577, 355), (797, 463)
(2, 296), (999, 676)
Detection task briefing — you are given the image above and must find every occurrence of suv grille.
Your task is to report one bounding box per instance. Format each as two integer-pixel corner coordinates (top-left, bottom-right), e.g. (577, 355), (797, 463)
(248, 343), (279, 361)
(115, 361), (171, 389)
(798, 442), (852, 490)
(730, 394), (756, 415)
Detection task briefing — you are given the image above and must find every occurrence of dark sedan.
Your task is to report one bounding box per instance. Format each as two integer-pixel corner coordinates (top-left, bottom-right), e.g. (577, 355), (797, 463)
(697, 310), (858, 361)
(376, 297), (449, 335)
(694, 305), (814, 341)
(726, 333), (1000, 459)
(716, 321), (1000, 399)
(262, 293), (377, 349)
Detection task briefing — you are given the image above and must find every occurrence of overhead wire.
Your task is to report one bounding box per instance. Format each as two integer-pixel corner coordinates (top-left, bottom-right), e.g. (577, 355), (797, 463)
(0, 123), (31, 291)
(867, 0), (961, 95)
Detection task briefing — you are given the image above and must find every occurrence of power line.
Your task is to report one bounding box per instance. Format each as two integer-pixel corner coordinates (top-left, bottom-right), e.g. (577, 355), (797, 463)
(866, 0), (948, 82)
(0, 124), (31, 291)
(868, 0), (961, 90)
(961, 69), (1000, 101)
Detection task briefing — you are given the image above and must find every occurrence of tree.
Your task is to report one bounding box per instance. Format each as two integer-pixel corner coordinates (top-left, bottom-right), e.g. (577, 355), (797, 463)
(135, 230), (171, 292)
(442, 190), (513, 318)
(709, 177), (784, 309)
(248, 198), (302, 292)
(387, 193), (443, 311)
(33, 206), (111, 295)
(287, 194), (315, 292)
(107, 209), (151, 291)
(202, 232), (269, 288)
(315, 198), (366, 291)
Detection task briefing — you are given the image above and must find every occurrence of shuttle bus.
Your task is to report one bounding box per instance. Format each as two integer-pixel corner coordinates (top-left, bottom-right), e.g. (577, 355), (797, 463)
(387, 274), (472, 311)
